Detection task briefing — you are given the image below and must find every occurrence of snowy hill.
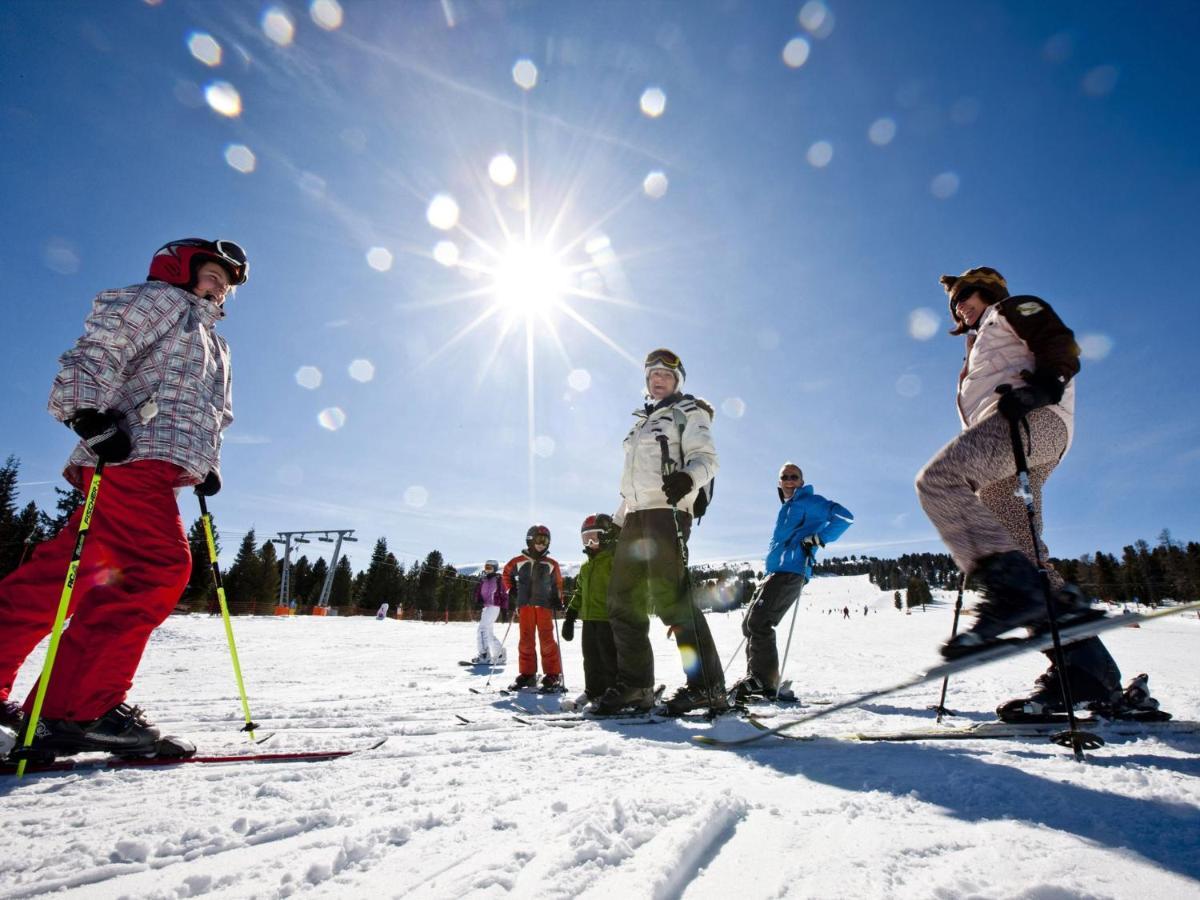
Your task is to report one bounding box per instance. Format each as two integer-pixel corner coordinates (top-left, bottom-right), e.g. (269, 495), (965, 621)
(2, 575), (1198, 898)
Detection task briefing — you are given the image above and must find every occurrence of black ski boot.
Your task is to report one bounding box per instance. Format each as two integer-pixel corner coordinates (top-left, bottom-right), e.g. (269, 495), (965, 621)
(943, 551), (1049, 658)
(508, 673), (538, 691)
(1091, 673), (1172, 722)
(540, 674), (565, 693)
(996, 670), (1069, 722)
(1, 699), (23, 732)
(590, 683), (657, 716)
(664, 683), (731, 717)
(729, 675), (776, 704)
(32, 703), (194, 758)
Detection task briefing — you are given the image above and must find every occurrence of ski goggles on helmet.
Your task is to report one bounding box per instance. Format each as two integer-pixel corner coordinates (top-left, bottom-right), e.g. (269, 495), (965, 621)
(644, 348), (682, 370)
(159, 238), (249, 285)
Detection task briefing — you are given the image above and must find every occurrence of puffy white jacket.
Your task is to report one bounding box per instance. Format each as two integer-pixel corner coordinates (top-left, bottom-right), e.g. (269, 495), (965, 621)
(48, 281), (233, 488)
(958, 295), (1077, 449)
(615, 394), (718, 523)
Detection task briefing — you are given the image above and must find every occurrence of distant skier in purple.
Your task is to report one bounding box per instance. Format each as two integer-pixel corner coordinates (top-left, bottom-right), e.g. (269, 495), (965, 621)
(916, 266), (1166, 721)
(469, 560), (508, 665)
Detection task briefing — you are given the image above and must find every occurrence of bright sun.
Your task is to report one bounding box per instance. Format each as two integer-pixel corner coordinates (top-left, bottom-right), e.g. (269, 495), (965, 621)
(492, 243), (570, 314)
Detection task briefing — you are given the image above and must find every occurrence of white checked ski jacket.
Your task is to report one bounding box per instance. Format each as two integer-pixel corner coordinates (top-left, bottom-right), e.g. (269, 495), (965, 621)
(615, 393), (717, 524)
(48, 281), (233, 488)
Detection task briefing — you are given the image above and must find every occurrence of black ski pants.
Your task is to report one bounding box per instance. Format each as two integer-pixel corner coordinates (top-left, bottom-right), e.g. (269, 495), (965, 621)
(742, 571), (806, 689)
(606, 508), (723, 692)
(581, 620), (619, 700)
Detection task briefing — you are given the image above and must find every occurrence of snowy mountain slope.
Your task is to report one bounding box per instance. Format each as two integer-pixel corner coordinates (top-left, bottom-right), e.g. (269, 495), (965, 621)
(2, 575), (1197, 899)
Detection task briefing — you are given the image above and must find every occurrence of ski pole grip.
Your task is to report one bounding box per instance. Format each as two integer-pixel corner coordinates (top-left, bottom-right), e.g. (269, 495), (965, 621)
(656, 434), (673, 475)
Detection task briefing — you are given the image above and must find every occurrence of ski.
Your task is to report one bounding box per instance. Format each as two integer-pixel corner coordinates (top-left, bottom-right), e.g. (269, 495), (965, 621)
(2, 737), (388, 775)
(695, 601), (1200, 748)
(744, 716), (1200, 743)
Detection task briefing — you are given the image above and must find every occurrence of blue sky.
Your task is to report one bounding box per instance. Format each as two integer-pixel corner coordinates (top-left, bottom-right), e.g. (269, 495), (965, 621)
(2, 0), (1198, 574)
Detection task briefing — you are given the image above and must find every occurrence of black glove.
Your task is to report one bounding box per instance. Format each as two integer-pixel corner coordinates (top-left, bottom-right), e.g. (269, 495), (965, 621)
(69, 409), (131, 463)
(195, 470), (221, 497)
(661, 470), (694, 506)
(997, 370), (1065, 423)
(562, 609), (578, 641)
(801, 534), (824, 550)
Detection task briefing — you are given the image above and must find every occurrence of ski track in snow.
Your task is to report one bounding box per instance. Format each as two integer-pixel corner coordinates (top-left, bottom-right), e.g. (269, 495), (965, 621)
(1, 575), (1198, 899)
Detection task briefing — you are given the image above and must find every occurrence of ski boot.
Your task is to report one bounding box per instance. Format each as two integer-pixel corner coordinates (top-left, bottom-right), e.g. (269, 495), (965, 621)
(1091, 673), (1172, 722)
(508, 673), (538, 691)
(468, 653), (489, 665)
(664, 682), (731, 717)
(729, 675), (776, 704)
(943, 551), (1050, 658)
(489, 650), (507, 665)
(540, 674), (565, 694)
(590, 683), (657, 716)
(32, 703), (195, 758)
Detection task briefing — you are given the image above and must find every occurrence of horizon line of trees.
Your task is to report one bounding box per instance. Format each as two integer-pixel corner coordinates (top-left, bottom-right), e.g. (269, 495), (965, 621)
(3, 455), (1197, 616)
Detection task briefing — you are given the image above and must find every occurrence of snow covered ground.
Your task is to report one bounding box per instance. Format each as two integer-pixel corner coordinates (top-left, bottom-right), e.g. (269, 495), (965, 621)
(2, 575), (1198, 899)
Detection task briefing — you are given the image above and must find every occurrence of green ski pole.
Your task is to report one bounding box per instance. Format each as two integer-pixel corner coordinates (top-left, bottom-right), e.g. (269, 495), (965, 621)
(15, 462), (106, 778)
(197, 493), (259, 741)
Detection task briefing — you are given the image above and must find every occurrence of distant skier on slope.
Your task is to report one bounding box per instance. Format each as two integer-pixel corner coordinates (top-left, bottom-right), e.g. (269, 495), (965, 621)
(730, 463), (852, 703)
(915, 266), (1166, 721)
(562, 514), (620, 709)
(594, 349), (725, 717)
(0, 238), (248, 756)
(502, 527), (565, 692)
(468, 560), (508, 665)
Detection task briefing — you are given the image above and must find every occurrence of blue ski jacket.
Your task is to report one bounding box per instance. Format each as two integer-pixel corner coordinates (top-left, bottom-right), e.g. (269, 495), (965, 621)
(764, 484), (853, 578)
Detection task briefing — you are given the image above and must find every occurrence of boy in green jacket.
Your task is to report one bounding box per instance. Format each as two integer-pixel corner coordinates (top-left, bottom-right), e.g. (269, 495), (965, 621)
(562, 514), (619, 710)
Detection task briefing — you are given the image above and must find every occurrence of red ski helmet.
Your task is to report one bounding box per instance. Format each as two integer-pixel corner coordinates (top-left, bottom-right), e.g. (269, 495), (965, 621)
(148, 238), (249, 289)
(526, 524), (551, 548)
(580, 513), (614, 535)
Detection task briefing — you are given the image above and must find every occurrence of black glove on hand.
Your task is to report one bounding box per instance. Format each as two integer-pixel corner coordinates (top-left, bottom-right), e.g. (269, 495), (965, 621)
(801, 534), (825, 550)
(195, 470), (222, 497)
(661, 471), (694, 506)
(69, 409), (131, 463)
(997, 370), (1065, 423)
(562, 609), (578, 641)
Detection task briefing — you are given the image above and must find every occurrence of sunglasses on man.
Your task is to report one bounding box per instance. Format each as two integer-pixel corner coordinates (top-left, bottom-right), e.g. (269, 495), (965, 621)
(780, 473), (801, 481)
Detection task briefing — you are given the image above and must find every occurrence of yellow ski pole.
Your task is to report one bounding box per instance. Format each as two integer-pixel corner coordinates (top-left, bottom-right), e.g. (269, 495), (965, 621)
(197, 493), (259, 741)
(15, 462), (105, 778)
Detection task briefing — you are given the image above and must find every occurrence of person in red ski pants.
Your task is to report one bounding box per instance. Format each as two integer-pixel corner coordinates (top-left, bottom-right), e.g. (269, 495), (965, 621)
(0, 238), (248, 757)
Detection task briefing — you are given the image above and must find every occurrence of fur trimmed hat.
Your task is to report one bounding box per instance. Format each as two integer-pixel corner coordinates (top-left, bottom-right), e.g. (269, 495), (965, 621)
(940, 266), (1009, 335)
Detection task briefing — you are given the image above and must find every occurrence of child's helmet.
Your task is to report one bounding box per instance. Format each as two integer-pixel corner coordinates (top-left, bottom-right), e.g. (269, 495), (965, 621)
(526, 524), (551, 548)
(148, 238), (249, 289)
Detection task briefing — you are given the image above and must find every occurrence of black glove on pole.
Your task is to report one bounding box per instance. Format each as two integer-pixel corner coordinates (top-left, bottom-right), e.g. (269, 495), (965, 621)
(69, 409), (131, 463)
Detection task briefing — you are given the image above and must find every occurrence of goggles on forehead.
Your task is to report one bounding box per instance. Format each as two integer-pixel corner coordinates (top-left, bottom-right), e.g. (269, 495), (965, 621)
(645, 348), (682, 369)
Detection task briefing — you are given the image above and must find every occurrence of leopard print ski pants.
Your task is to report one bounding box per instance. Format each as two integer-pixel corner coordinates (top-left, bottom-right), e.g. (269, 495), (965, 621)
(916, 408), (1069, 588)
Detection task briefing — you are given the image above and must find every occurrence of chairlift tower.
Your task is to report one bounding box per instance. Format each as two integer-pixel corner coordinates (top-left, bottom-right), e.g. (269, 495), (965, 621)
(270, 530), (357, 607)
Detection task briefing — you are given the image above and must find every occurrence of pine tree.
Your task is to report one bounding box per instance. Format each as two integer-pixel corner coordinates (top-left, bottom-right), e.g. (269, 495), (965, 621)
(39, 486), (84, 538)
(0, 455), (21, 578)
(223, 529), (263, 615)
(330, 555), (354, 609)
(258, 540), (281, 608)
(309, 557), (329, 605)
(416, 550), (444, 615)
(358, 538), (392, 609)
(183, 516), (217, 611)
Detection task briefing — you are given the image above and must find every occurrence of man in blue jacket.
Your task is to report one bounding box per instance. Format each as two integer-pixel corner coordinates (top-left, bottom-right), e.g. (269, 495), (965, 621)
(730, 463), (853, 702)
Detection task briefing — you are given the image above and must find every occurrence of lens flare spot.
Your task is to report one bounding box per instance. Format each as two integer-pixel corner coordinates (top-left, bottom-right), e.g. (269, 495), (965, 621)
(488, 153), (518, 186)
(310, 0), (343, 30)
(224, 144), (256, 173)
(639, 86), (666, 118)
(931, 172), (960, 199)
(512, 59), (538, 90)
(295, 366), (323, 390)
(318, 407), (346, 431)
(533, 435), (556, 458)
(433, 241), (460, 267)
(404, 485), (429, 508)
(426, 194), (460, 230)
(630, 538), (658, 563)
(262, 7), (295, 46)
(908, 308), (940, 340)
(1078, 333), (1114, 361)
(567, 369), (592, 392)
(584, 234), (611, 255)
(678, 644), (699, 677)
(43, 238), (80, 275)
(896, 374), (922, 398)
(366, 247), (393, 271)
(642, 171), (668, 199)
(204, 81), (242, 117)
(807, 141), (834, 168)
(782, 36), (811, 68)
(868, 117), (897, 146)
(348, 359), (375, 382)
(187, 32), (222, 66)
(799, 1), (835, 38)
(722, 397), (746, 419)
(1082, 65), (1119, 98)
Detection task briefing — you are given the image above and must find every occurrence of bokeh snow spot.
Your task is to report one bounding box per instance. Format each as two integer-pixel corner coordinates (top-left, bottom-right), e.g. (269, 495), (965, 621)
(348, 359), (375, 382)
(488, 154), (517, 187)
(318, 407), (346, 431)
(1078, 333), (1114, 361)
(310, 0), (343, 30)
(262, 7), (295, 46)
(187, 32), (222, 67)
(642, 171), (668, 199)
(807, 141), (834, 168)
(224, 144), (256, 173)
(931, 172), (960, 199)
(204, 81), (241, 117)
(295, 366), (322, 390)
(722, 397), (746, 419)
(868, 117), (897, 146)
(426, 194), (460, 231)
(433, 241), (460, 267)
(533, 435), (556, 458)
(782, 37), (811, 68)
(907, 308), (940, 341)
(366, 247), (393, 272)
(639, 87), (666, 118)
(512, 59), (538, 90)
(568, 369), (592, 392)
(43, 238), (80, 275)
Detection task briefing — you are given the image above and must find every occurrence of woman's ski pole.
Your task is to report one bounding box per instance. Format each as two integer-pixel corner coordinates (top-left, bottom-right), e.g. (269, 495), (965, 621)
(930, 571), (967, 722)
(15, 462), (106, 778)
(197, 493), (259, 741)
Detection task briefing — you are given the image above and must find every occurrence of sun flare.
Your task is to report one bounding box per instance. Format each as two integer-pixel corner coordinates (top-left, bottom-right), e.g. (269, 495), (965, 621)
(493, 243), (569, 315)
